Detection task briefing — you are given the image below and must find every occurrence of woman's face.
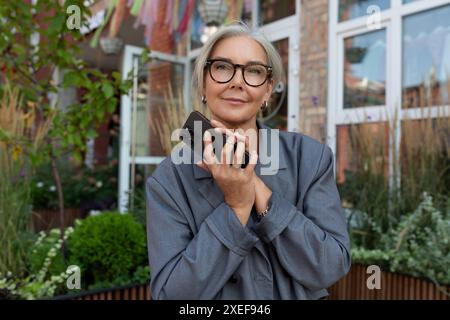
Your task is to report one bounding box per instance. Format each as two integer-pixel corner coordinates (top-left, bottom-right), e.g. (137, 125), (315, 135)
(203, 36), (273, 128)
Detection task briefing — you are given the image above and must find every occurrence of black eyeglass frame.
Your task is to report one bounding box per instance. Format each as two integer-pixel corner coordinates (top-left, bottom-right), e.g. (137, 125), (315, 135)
(205, 58), (273, 87)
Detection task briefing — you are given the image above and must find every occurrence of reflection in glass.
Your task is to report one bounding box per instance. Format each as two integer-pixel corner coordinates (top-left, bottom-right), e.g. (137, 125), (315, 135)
(132, 56), (185, 157)
(336, 122), (389, 186)
(400, 118), (450, 204)
(343, 30), (386, 109)
(402, 5), (450, 109)
(259, 0), (296, 25)
(191, 1), (253, 50)
(339, 0), (390, 22)
(260, 38), (288, 131)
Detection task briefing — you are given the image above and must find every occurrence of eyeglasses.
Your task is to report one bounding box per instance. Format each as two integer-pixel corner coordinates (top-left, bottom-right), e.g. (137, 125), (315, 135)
(205, 59), (273, 87)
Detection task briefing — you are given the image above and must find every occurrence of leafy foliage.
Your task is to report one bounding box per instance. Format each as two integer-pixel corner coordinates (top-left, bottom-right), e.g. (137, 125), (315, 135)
(30, 160), (119, 210)
(67, 212), (148, 289)
(350, 194), (450, 285)
(0, 227), (74, 299)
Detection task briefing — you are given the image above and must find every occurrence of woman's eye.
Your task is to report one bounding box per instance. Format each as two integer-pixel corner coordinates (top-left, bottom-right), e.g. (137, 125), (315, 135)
(247, 67), (263, 74)
(215, 63), (232, 70)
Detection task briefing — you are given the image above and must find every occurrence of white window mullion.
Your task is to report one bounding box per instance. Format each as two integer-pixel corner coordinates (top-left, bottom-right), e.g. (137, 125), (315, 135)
(119, 46), (137, 212)
(327, 0), (339, 154)
(390, 3), (403, 192)
(402, 105), (450, 120)
(335, 9), (393, 35)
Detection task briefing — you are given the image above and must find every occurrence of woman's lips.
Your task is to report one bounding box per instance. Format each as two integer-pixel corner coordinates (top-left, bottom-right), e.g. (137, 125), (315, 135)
(223, 98), (247, 105)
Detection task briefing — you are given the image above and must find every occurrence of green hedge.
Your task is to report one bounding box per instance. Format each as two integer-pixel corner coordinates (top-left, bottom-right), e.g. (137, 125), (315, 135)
(67, 212), (149, 289)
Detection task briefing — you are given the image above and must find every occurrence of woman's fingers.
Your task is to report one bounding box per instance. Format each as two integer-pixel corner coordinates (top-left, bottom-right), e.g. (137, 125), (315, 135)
(195, 160), (210, 172)
(203, 130), (216, 165)
(213, 126), (235, 140)
(214, 127), (250, 152)
(245, 150), (258, 173)
(222, 133), (236, 165)
(233, 138), (246, 168)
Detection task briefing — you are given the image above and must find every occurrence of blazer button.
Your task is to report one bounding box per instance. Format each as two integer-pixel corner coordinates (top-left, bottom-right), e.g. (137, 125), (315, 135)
(229, 275), (238, 283)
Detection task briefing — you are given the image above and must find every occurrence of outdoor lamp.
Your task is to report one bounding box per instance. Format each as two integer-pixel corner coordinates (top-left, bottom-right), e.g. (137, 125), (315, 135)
(100, 37), (123, 55)
(199, 0), (228, 44)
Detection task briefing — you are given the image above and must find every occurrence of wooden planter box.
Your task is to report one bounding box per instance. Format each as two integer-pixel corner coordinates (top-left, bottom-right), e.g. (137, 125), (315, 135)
(32, 208), (85, 232)
(56, 265), (449, 300)
(327, 264), (450, 300)
(53, 283), (152, 300)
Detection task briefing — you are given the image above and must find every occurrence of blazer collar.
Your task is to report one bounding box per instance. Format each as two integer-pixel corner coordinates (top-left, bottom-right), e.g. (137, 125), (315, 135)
(193, 119), (288, 180)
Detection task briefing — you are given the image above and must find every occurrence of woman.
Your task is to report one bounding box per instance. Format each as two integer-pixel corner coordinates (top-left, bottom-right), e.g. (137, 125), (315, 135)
(146, 23), (351, 300)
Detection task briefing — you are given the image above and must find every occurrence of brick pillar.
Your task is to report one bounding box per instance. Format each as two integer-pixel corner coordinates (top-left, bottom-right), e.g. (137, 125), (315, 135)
(147, 0), (174, 157)
(299, 0), (329, 143)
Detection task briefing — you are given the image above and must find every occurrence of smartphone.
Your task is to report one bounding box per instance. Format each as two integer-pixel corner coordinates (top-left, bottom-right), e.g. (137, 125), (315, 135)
(181, 111), (250, 168)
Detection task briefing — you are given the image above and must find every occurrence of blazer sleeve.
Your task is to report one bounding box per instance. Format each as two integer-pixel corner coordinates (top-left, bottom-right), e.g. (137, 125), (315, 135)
(146, 176), (259, 300)
(250, 145), (351, 290)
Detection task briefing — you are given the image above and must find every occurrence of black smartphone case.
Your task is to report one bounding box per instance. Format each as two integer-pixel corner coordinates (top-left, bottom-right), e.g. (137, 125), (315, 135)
(181, 111), (250, 168)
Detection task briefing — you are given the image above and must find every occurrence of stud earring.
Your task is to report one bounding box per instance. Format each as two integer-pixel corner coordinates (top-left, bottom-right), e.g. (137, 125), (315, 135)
(261, 101), (268, 111)
(201, 95), (207, 104)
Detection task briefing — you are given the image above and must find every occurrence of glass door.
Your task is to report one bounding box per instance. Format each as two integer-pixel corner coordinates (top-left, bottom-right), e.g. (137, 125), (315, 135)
(258, 19), (300, 131)
(119, 45), (188, 212)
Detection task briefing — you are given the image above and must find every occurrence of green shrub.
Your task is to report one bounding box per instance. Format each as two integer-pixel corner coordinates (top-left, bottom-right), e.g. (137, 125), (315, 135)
(351, 194), (450, 285)
(67, 212), (148, 289)
(88, 265), (150, 291)
(0, 227), (74, 299)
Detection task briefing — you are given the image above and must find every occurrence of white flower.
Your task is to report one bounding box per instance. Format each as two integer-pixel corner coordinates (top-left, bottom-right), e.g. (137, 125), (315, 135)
(89, 210), (101, 216)
(36, 182), (44, 188)
(96, 180), (103, 188)
(49, 185), (56, 192)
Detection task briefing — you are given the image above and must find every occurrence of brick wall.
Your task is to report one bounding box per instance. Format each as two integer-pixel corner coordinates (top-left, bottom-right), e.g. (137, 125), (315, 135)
(147, 0), (174, 157)
(299, 0), (329, 143)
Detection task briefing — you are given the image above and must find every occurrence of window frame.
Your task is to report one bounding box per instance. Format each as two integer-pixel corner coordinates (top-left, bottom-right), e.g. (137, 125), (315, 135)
(328, 0), (450, 188)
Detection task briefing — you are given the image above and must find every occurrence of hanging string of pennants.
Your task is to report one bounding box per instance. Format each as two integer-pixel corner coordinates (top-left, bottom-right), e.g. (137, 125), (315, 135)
(90, 0), (246, 48)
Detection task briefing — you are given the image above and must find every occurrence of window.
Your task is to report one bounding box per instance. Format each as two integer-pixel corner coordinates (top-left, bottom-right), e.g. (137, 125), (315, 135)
(336, 122), (389, 185)
(134, 58), (185, 157)
(262, 38), (289, 130)
(338, 0), (390, 22)
(329, 0), (450, 199)
(259, 0), (296, 25)
(402, 5), (450, 108)
(344, 30), (386, 108)
(400, 117), (450, 209)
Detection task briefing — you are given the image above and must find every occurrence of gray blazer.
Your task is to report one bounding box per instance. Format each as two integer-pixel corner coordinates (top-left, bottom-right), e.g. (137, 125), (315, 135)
(146, 121), (351, 300)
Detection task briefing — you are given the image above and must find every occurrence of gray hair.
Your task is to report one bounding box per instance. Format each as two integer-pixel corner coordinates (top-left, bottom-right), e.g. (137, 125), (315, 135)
(191, 22), (285, 106)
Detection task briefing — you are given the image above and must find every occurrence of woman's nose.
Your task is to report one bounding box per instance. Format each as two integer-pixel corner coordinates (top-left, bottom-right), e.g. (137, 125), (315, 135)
(229, 67), (245, 88)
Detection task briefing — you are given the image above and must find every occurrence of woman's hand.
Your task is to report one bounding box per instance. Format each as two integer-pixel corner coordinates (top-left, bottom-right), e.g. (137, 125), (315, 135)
(205, 119), (273, 217)
(196, 127), (258, 226)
